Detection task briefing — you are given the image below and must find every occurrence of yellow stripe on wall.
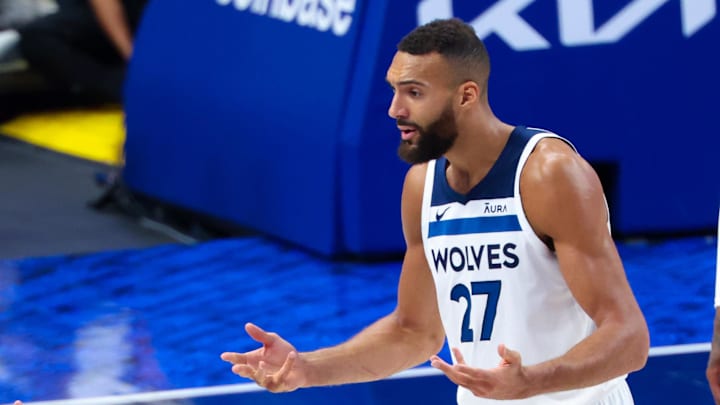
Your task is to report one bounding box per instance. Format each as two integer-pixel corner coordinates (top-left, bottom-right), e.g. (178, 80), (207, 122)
(0, 107), (125, 165)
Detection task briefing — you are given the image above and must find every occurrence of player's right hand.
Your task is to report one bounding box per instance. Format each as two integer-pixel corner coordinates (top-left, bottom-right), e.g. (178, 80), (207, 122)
(221, 323), (308, 392)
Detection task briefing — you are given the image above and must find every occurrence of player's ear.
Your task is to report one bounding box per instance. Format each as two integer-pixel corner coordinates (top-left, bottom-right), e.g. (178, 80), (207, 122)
(458, 81), (480, 107)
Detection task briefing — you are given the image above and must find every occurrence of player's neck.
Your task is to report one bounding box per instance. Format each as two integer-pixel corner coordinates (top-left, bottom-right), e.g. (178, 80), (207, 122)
(444, 116), (513, 194)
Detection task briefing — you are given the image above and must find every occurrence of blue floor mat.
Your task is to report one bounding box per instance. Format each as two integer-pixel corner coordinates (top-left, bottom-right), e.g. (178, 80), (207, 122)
(0, 235), (717, 402)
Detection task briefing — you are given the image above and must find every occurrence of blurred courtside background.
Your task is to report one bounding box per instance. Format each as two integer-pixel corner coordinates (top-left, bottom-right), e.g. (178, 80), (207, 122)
(0, 1), (718, 404)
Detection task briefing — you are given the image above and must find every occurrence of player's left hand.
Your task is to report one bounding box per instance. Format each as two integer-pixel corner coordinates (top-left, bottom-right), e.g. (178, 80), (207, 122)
(430, 344), (533, 400)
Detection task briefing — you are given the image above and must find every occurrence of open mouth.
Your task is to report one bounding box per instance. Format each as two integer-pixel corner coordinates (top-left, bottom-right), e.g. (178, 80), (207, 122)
(400, 128), (418, 141)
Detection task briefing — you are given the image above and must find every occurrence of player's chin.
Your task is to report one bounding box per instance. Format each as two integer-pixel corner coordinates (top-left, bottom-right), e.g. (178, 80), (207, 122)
(397, 142), (422, 164)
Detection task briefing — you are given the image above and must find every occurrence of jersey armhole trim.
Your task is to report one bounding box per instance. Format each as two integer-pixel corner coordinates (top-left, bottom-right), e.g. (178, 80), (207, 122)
(513, 133), (573, 251)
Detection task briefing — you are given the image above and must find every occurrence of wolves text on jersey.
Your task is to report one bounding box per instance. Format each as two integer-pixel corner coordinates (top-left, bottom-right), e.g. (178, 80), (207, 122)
(430, 243), (519, 273)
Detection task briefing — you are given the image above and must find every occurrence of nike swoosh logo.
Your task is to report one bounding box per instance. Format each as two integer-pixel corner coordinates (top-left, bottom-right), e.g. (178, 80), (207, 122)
(435, 206), (451, 221)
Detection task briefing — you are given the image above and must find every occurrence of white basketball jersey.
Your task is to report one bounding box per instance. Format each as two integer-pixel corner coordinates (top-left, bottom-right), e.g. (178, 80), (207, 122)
(420, 127), (630, 404)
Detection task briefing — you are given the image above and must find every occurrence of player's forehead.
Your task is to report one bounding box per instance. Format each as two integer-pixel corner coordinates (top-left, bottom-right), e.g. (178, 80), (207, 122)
(385, 51), (449, 87)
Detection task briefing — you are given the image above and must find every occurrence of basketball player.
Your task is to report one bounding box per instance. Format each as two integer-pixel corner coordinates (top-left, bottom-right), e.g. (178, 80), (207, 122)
(706, 207), (720, 404)
(222, 18), (649, 404)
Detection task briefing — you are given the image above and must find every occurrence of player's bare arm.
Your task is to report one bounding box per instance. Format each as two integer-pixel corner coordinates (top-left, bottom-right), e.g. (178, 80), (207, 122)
(299, 162), (445, 386)
(88, 0), (135, 60)
(707, 308), (720, 404)
(518, 138), (650, 394)
(222, 163), (445, 390)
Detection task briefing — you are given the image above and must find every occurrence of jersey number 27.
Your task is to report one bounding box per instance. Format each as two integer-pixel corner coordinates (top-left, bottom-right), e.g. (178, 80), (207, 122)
(451, 280), (501, 342)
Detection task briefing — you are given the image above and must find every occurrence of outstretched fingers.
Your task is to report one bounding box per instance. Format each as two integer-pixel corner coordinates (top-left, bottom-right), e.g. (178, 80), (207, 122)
(431, 348), (496, 396)
(497, 344), (522, 367)
(429, 355), (452, 375)
(221, 351), (248, 365)
(222, 324), (301, 391)
(254, 361), (269, 386)
(452, 347), (467, 364)
(263, 352), (298, 391)
(221, 323), (275, 367)
(274, 351), (298, 382)
(231, 352), (298, 391)
(245, 322), (277, 346)
(231, 360), (269, 383)
(430, 352), (472, 386)
(231, 362), (257, 378)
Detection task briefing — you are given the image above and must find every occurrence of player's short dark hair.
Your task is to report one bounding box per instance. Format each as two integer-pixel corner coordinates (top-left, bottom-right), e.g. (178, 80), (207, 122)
(397, 18), (490, 88)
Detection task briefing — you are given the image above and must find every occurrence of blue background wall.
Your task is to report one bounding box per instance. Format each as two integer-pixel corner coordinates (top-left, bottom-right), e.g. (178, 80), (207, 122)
(124, 0), (719, 256)
(124, 0), (364, 255)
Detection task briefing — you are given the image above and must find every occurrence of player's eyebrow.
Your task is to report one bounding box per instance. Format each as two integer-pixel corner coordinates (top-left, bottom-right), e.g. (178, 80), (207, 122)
(386, 78), (428, 88)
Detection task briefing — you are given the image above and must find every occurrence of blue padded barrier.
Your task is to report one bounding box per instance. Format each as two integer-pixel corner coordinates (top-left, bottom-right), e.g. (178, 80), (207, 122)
(124, 1), (719, 256)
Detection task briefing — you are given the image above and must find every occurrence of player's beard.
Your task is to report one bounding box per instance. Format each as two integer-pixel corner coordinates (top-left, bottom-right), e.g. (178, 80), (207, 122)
(397, 102), (458, 164)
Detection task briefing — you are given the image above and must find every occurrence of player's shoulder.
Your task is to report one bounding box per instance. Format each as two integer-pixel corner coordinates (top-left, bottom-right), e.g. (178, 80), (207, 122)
(400, 162), (430, 209)
(524, 136), (588, 187)
(400, 163), (430, 237)
(521, 135), (603, 220)
(403, 162), (429, 188)
(520, 134), (606, 238)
